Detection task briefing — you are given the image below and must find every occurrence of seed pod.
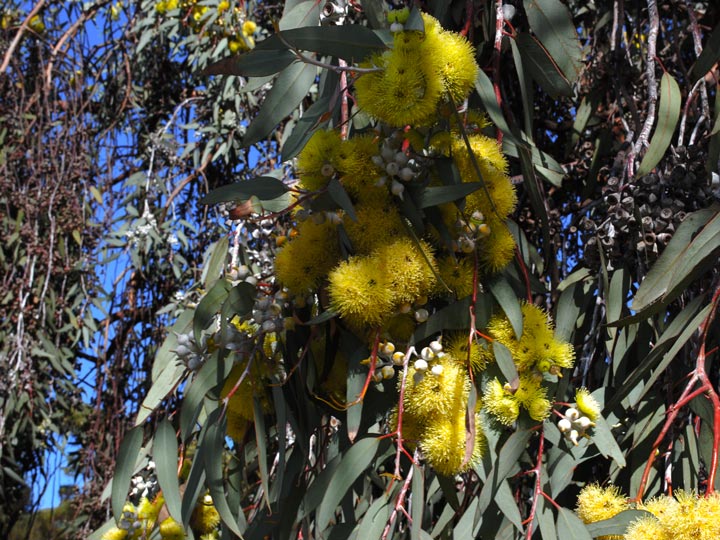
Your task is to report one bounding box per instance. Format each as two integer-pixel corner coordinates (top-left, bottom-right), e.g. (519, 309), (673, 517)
(657, 233), (672, 246)
(659, 207), (673, 220)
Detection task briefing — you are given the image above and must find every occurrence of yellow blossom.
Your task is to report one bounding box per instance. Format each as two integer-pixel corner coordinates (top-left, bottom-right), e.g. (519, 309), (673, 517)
(191, 493), (221, 535)
(576, 483), (628, 524)
(328, 256), (395, 327)
(575, 387), (601, 421)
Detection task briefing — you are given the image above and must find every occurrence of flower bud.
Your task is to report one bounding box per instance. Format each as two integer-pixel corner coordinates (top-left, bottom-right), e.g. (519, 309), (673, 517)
(381, 365), (395, 379)
(558, 418), (572, 432)
(414, 359), (428, 371)
(392, 351), (405, 365)
(565, 407), (579, 421)
(414, 308), (429, 323)
(430, 364), (444, 376)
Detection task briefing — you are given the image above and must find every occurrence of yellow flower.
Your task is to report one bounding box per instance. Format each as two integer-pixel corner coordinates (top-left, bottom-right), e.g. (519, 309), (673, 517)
(101, 527), (128, 540)
(159, 517), (186, 540)
(274, 219), (339, 294)
(403, 357), (469, 419)
(328, 256), (395, 327)
(435, 255), (475, 299)
(576, 483), (628, 524)
(483, 378), (519, 425)
(334, 134), (384, 195)
(625, 516), (668, 540)
(575, 388), (601, 421)
(444, 332), (493, 372)
(242, 20), (257, 35)
(297, 130), (342, 191)
(477, 218), (516, 273)
(420, 409), (485, 476)
(354, 40), (443, 127)
(373, 238), (437, 306)
(28, 14), (44, 33)
(191, 494), (221, 535)
(343, 201), (405, 255)
(424, 26), (479, 102)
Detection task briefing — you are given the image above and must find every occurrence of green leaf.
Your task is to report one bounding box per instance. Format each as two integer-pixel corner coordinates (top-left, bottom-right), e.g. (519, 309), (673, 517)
(663, 209), (720, 301)
(556, 507), (592, 540)
(154, 420), (183, 524)
(253, 397), (272, 510)
(200, 49), (296, 78)
(200, 177), (290, 205)
(221, 282), (256, 321)
(419, 182), (484, 208)
(404, 6), (425, 32)
(585, 510), (653, 538)
(317, 437), (381, 531)
(475, 70), (521, 147)
(605, 295), (709, 411)
(204, 415), (245, 537)
(243, 61), (317, 147)
(690, 22), (720, 80)
(255, 25), (387, 63)
(637, 72), (681, 176)
(631, 208), (716, 314)
(592, 413), (626, 467)
(279, 0), (321, 30)
(281, 73), (337, 161)
(514, 33), (573, 98)
(202, 236), (229, 288)
(135, 360), (185, 426)
(328, 177), (357, 221)
(493, 341), (518, 384)
(523, 0), (583, 83)
(193, 279), (230, 345)
(410, 465), (424, 540)
(180, 354), (220, 441)
(112, 427), (143, 523)
(489, 276), (523, 339)
(436, 473), (461, 511)
(305, 309), (339, 325)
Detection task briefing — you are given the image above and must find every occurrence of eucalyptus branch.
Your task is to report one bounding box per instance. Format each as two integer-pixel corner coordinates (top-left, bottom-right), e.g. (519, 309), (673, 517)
(630, 0), (660, 170)
(0, 0), (47, 73)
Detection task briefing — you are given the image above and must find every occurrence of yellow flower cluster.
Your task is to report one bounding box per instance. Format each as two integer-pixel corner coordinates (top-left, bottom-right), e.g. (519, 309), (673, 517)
(397, 353), (485, 475)
(354, 12), (479, 127)
(155, 0), (257, 49)
(482, 303), (574, 425)
(577, 484), (720, 540)
(488, 303), (575, 375)
(101, 495), (165, 540)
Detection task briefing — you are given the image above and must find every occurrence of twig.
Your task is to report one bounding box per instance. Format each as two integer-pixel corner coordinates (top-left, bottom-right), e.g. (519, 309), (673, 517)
(381, 449), (419, 540)
(677, 78), (705, 147)
(633, 284), (720, 501)
(0, 0), (47, 73)
(493, 0), (505, 144)
(685, 0), (711, 120)
(522, 430), (546, 539)
(628, 0), (660, 177)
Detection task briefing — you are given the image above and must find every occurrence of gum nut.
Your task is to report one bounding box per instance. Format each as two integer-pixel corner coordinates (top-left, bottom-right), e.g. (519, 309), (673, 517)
(237, 265), (250, 278)
(477, 223), (491, 237)
(420, 346), (435, 361)
(398, 167), (414, 181)
(414, 358), (429, 371)
(371, 155), (384, 167)
(381, 144), (395, 161)
(187, 355), (204, 370)
(576, 416), (594, 430)
(414, 308), (429, 322)
(381, 342), (395, 355)
(399, 302), (412, 313)
(174, 344), (191, 357)
(244, 275), (258, 285)
(392, 351), (405, 365)
(395, 152), (409, 165)
(391, 179), (405, 197)
(565, 407), (579, 421)
(431, 364), (444, 376)
(385, 161), (400, 176)
(261, 320), (276, 333)
(381, 365), (395, 379)
(569, 429), (580, 446)
(502, 4), (516, 20)
(256, 297), (270, 310)
(320, 163), (335, 177)
(372, 370), (384, 383)
(390, 21), (404, 32)
(176, 332), (192, 347)
(429, 340), (443, 353)
(558, 418), (572, 432)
